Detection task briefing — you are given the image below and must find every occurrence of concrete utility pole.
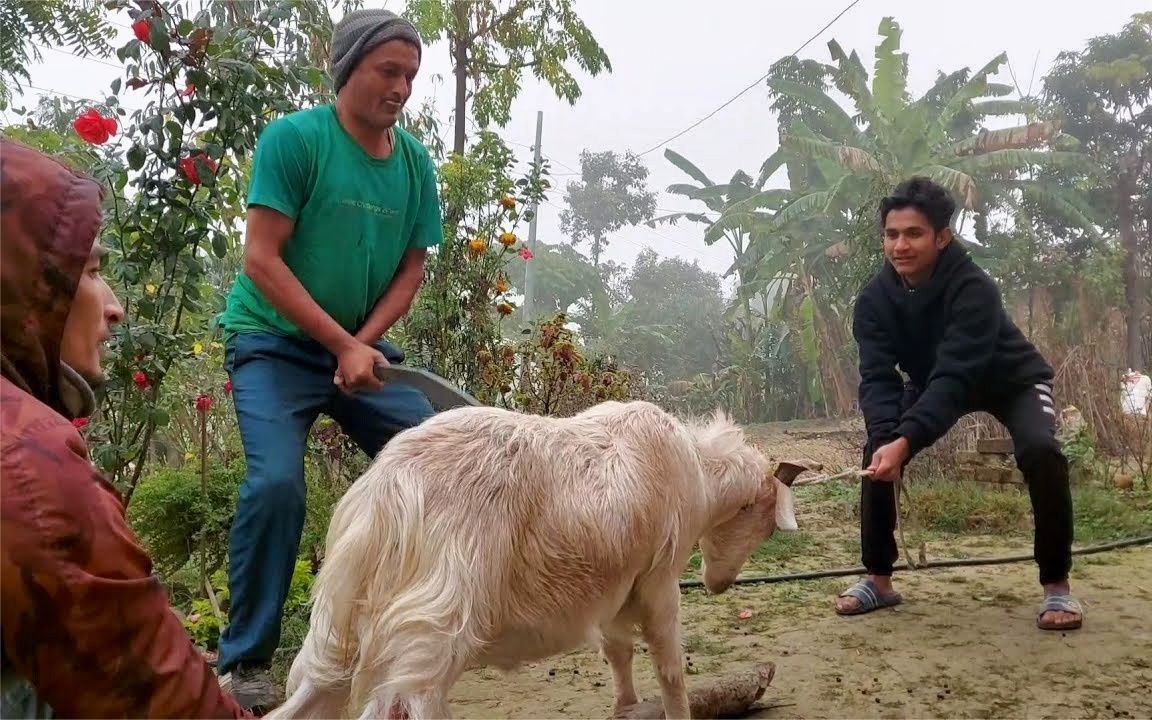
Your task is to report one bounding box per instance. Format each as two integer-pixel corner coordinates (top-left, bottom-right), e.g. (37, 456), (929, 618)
(522, 110), (542, 325)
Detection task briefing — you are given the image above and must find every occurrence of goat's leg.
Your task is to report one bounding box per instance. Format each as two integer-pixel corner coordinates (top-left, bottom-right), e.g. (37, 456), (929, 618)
(636, 577), (691, 719)
(267, 632), (351, 719)
(269, 677), (349, 719)
(600, 618), (639, 714)
(354, 654), (463, 720)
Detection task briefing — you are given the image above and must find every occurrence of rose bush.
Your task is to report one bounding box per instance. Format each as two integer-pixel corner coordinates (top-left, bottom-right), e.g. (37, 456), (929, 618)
(61, 0), (331, 497)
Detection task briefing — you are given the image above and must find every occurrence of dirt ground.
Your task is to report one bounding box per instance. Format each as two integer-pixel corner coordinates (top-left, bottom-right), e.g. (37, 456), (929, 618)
(447, 419), (1152, 719)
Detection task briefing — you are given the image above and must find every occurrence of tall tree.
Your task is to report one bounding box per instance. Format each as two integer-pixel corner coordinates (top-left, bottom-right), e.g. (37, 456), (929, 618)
(1043, 12), (1152, 370)
(747, 16), (1097, 240)
(503, 240), (605, 320)
(406, 0), (611, 156)
(597, 248), (726, 382)
(560, 149), (656, 267)
(0, 0), (115, 109)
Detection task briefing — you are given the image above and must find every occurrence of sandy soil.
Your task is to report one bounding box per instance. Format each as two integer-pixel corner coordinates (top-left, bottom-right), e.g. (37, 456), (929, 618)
(449, 547), (1151, 719)
(447, 418), (1152, 719)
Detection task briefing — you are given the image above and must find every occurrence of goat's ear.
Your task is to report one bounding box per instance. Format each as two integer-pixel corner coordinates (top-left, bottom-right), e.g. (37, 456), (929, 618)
(773, 477), (798, 532)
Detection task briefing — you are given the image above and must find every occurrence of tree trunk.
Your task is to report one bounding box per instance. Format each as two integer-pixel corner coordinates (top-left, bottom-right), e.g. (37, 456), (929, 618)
(1118, 164), (1147, 371)
(451, 1), (469, 157)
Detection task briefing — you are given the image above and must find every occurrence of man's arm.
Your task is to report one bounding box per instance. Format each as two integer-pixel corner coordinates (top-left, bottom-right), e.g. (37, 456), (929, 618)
(894, 276), (1001, 455)
(354, 247), (427, 344)
(240, 119), (357, 357)
(852, 294), (905, 446)
(0, 425), (250, 719)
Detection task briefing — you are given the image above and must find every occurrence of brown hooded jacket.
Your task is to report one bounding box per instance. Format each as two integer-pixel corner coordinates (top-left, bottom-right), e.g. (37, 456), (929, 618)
(0, 138), (250, 718)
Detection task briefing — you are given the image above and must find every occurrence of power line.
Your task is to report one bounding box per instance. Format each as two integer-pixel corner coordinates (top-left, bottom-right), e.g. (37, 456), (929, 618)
(31, 42), (123, 70)
(635, 0), (862, 157)
(21, 85), (142, 113)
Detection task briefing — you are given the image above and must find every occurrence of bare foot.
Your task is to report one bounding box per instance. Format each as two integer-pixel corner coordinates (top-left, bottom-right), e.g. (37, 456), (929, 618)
(1038, 581), (1083, 630)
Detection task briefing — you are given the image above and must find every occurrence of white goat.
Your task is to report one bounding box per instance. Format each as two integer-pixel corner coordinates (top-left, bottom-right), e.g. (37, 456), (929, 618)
(267, 400), (798, 720)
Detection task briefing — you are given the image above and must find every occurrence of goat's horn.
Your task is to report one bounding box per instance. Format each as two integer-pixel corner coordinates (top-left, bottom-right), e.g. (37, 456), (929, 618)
(774, 459), (822, 487)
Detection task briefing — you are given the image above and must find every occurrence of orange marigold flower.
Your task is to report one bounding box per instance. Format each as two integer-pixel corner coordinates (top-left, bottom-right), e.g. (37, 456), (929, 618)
(500, 195), (516, 210)
(496, 302), (514, 316)
(494, 276), (510, 294)
(498, 231), (517, 247)
(468, 237), (488, 257)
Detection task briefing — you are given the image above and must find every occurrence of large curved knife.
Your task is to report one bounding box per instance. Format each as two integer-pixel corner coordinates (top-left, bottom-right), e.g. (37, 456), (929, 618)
(373, 363), (483, 411)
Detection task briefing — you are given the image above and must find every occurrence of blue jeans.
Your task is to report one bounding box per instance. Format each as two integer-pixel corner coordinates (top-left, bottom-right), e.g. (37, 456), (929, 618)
(216, 331), (434, 674)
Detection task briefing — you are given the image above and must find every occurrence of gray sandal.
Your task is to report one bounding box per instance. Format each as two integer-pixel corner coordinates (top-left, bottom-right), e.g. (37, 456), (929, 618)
(835, 578), (903, 616)
(1037, 593), (1083, 631)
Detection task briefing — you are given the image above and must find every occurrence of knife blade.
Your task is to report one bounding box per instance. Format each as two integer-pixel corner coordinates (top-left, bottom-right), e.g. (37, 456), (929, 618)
(373, 364), (483, 411)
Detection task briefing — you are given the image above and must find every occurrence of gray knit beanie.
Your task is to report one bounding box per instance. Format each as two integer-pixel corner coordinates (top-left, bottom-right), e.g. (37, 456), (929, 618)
(330, 9), (423, 93)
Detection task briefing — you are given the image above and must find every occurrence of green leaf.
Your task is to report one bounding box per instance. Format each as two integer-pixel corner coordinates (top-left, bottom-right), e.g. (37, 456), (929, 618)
(872, 17), (908, 118)
(765, 78), (861, 143)
(949, 149), (1095, 177)
(781, 135), (883, 174)
(150, 407), (170, 428)
(950, 122), (1060, 156)
(212, 234), (228, 259)
(940, 52), (1007, 129)
(756, 149), (786, 189)
(110, 77), (122, 94)
(663, 148), (714, 187)
(920, 165), (976, 209)
(127, 144), (145, 170)
(1013, 180), (1103, 241)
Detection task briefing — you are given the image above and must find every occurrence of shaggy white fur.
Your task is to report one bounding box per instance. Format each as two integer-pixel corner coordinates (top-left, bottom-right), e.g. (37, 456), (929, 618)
(267, 400), (797, 720)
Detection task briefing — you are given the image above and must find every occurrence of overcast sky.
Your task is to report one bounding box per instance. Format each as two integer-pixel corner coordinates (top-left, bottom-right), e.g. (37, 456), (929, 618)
(7, 0), (1146, 290)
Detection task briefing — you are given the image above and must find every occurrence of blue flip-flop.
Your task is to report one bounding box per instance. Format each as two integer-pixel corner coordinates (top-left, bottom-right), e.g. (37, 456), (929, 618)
(1037, 593), (1083, 631)
(835, 578), (903, 616)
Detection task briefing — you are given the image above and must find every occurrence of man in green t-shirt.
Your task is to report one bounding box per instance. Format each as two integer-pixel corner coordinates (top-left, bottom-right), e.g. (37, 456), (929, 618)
(213, 9), (442, 711)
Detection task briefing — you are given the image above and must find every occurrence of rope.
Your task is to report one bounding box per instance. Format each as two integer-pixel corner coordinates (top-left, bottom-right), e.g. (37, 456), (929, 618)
(678, 535), (1152, 589)
(790, 467), (921, 569)
(895, 477), (920, 570)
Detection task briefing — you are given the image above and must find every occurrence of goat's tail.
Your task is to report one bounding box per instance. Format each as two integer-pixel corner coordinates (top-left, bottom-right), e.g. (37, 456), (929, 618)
(285, 459), (482, 717)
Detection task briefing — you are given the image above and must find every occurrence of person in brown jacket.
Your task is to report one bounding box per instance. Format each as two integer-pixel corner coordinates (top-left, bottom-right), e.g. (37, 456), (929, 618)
(0, 138), (251, 718)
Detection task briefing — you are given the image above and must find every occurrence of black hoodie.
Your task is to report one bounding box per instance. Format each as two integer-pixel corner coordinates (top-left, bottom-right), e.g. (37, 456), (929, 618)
(852, 241), (1053, 456)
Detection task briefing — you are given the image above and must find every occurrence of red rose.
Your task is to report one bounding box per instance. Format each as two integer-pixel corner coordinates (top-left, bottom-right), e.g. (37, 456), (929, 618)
(72, 417), (90, 429)
(72, 109), (118, 145)
(195, 393), (214, 413)
(181, 83), (195, 97)
(223, 379), (233, 394)
(133, 370), (151, 390)
(517, 247), (534, 260)
(132, 19), (151, 43)
(179, 153), (217, 185)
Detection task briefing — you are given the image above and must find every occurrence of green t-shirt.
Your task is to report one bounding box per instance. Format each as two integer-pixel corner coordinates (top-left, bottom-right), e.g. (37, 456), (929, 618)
(217, 104), (443, 339)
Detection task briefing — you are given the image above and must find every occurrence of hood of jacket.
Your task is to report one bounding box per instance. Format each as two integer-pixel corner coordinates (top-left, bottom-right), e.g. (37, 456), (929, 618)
(0, 138), (103, 419)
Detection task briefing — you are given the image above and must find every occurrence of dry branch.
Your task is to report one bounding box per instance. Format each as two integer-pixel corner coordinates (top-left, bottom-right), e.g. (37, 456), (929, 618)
(612, 663), (776, 719)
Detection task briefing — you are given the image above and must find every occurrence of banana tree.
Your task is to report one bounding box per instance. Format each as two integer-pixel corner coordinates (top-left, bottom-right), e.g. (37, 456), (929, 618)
(733, 16), (1099, 247)
(648, 148), (792, 337)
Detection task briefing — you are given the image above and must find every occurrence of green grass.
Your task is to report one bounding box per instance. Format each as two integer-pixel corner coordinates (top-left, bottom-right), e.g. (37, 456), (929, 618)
(751, 529), (815, 562)
(1071, 484), (1152, 543)
(817, 475), (1152, 545)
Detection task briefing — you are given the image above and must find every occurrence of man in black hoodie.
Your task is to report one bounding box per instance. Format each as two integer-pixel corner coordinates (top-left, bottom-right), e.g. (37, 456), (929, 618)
(835, 177), (1082, 631)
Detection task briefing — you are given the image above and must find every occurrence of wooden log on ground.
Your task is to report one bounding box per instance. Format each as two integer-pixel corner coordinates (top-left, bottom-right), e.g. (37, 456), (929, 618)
(612, 663), (776, 719)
